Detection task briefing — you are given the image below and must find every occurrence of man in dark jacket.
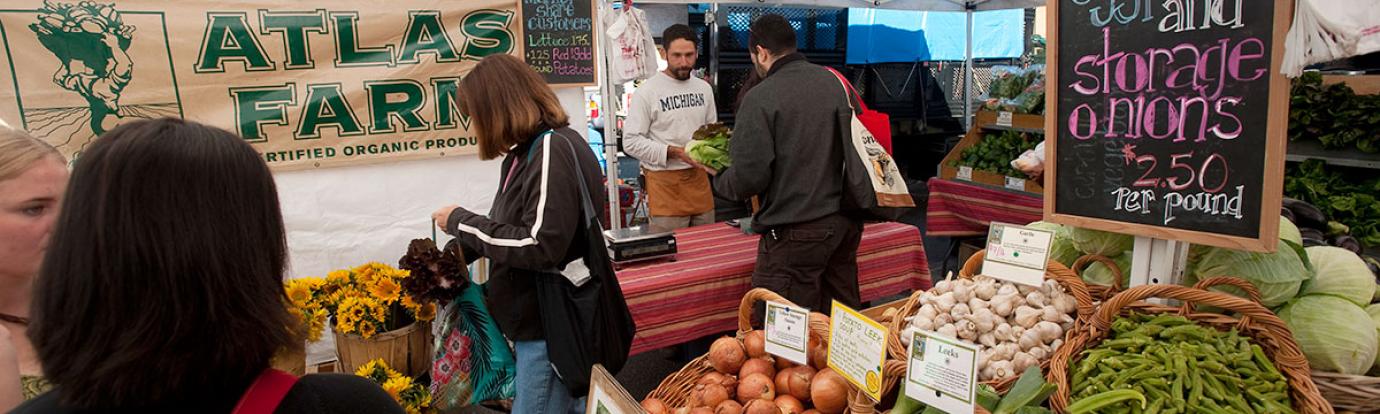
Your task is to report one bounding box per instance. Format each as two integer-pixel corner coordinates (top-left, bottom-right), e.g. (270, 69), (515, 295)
(713, 14), (864, 312)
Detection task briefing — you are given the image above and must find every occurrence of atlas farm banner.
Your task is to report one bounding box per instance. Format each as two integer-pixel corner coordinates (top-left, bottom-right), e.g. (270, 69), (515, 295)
(0, 0), (524, 170)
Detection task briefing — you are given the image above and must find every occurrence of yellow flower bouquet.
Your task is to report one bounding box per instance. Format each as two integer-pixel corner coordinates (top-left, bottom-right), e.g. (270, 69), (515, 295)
(356, 358), (432, 414)
(317, 262), (438, 339)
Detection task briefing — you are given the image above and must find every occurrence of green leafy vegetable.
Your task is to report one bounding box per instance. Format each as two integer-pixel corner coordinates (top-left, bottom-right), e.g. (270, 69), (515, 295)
(1284, 159), (1380, 247)
(686, 123), (731, 170)
(951, 130), (1039, 177)
(1290, 72), (1380, 153)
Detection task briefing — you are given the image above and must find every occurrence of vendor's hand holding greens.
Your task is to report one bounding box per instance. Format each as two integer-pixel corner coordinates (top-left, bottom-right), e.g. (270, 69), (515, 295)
(687, 123), (732, 171)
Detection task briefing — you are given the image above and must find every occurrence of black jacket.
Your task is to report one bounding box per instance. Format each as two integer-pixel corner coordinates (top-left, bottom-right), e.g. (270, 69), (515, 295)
(446, 128), (605, 341)
(713, 55), (859, 232)
(12, 374), (405, 413)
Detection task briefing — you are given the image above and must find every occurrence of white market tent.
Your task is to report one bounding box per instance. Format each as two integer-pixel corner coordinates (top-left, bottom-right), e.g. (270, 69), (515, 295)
(598, 0), (1043, 228)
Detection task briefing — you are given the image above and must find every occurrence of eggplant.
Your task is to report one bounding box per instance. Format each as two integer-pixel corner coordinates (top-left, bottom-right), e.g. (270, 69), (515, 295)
(1283, 198), (1328, 229)
(1303, 237), (1328, 248)
(1300, 227), (1327, 242)
(1331, 234), (1363, 254)
(1281, 207), (1296, 224)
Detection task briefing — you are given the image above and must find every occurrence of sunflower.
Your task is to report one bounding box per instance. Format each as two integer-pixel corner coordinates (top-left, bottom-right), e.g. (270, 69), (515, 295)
(400, 295), (420, 312)
(327, 270), (352, 285)
(354, 358), (387, 379)
(369, 277), (402, 303)
(415, 302), (437, 321)
(358, 321), (378, 338)
(382, 375), (413, 401)
(341, 297), (368, 322)
(306, 308), (328, 342)
(285, 282), (313, 307)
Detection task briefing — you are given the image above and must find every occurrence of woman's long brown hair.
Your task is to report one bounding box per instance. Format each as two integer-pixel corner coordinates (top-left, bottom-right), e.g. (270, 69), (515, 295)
(459, 54), (570, 160)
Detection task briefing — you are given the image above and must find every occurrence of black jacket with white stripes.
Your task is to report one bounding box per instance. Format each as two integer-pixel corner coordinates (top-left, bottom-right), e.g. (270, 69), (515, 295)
(445, 127), (605, 341)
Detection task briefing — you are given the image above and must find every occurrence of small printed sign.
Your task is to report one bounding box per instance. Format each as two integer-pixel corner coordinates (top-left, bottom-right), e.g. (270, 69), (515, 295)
(765, 301), (810, 366)
(587, 364), (640, 414)
(1005, 176), (1026, 191)
(957, 166), (973, 181)
(906, 331), (978, 414)
(996, 111), (1014, 127)
(828, 301), (890, 401)
(983, 222), (1054, 286)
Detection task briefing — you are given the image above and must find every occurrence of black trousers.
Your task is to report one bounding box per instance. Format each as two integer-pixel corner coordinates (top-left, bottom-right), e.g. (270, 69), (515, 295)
(752, 213), (865, 314)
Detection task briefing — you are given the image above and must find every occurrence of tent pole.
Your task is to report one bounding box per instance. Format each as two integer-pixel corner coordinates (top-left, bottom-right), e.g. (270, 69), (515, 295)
(963, 2), (974, 130)
(709, 3), (720, 89)
(601, 1), (622, 230)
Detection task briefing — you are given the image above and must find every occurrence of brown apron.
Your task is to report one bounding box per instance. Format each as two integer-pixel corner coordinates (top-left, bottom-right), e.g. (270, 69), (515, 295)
(643, 168), (714, 217)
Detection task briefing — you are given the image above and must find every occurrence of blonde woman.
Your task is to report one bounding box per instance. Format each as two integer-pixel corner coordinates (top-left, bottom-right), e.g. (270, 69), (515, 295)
(0, 128), (67, 410)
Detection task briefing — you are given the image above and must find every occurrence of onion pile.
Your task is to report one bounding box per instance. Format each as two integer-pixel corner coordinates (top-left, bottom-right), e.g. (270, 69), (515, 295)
(645, 326), (850, 414)
(900, 275), (1079, 381)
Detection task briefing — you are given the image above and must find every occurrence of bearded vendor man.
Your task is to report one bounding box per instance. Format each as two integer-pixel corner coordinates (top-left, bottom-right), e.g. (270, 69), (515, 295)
(623, 24), (718, 233)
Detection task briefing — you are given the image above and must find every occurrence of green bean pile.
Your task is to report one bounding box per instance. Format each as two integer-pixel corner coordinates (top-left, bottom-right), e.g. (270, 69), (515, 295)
(1067, 313), (1295, 414)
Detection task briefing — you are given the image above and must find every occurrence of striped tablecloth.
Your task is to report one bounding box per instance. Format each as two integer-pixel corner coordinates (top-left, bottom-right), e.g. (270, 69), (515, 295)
(926, 178), (1044, 237)
(617, 222), (930, 356)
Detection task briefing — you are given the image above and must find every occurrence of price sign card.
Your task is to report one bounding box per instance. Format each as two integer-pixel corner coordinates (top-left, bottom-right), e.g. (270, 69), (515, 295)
(957, 166), (974, 181)
(905, 331), (979, 414)
(586, 364), (640, 414)
(828, 300), (889, 401)
(765, 301), (810, 365)
(983, 222), (1053, 286)
(996, 111), (1014, 127)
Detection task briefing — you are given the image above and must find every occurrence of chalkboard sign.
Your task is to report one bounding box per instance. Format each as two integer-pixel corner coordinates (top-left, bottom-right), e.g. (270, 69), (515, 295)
(520, 0), (598, 86)
(1045, 0), (1292, 252)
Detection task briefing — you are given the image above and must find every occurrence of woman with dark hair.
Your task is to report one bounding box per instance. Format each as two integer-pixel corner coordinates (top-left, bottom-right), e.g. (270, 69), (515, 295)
(430, 54), (604, 414)
(14, 118), (404, 413)
(0, 128), (67, 411)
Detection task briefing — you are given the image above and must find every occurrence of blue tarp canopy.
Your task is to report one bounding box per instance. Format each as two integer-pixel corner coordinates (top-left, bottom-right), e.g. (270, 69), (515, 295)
(846, 8), (1024, 63)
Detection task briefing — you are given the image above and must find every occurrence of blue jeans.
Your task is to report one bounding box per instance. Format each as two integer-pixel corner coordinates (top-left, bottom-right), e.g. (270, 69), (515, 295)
(514, 340), (586, 414)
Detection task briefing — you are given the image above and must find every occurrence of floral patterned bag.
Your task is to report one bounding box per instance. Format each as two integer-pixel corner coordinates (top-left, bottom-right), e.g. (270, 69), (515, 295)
(429, 281), (516, 411)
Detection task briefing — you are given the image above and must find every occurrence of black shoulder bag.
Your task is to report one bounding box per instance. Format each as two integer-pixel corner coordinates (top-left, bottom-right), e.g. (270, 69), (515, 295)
(535, 132), (637, 396)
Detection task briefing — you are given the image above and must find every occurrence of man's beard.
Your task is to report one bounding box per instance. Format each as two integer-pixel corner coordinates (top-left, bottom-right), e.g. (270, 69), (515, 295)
(670, 67), (692, 80)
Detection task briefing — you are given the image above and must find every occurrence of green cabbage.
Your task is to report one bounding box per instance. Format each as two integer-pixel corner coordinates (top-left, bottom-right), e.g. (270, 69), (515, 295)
(1026, 221), (1080, 267)
(1083, 252), (1131, 288)
(1300, 246), (1377, 306)
(1278, 295), (1379, 375)
(1069, 227), (1135, 256)
(1279, 216), (1302, 247)
(1368, 304), (1380, 373)
(1188, 240), (1310, 308)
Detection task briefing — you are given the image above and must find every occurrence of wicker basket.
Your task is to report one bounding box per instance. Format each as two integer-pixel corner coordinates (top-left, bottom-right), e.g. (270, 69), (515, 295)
(1312, 371), (1380, 413)
(647, 288), (893, 412)
(334, 321), (433, 377)
(885, 250), (1097, 394)
(1047, 278), (1334, 414)
(1069, 254), (1125, 302)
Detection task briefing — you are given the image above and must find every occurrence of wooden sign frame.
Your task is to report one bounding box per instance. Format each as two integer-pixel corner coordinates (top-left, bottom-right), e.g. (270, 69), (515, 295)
(586, 364), (644, 414)
(1043, 0), (1294, 253)
(517, 0), (600, 87)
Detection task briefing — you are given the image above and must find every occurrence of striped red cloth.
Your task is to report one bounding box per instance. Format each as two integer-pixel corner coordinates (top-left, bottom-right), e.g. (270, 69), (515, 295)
(926, 178), (1044, 237)
(617, 222), (930, 356)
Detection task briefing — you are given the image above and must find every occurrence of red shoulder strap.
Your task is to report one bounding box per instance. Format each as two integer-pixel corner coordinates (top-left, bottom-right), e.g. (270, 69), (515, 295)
(824, 67), (872, 112)
(233, 369), (299, 414)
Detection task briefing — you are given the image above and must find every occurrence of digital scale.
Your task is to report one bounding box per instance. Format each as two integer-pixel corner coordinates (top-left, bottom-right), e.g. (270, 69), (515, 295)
(603, 226), (677, 266)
